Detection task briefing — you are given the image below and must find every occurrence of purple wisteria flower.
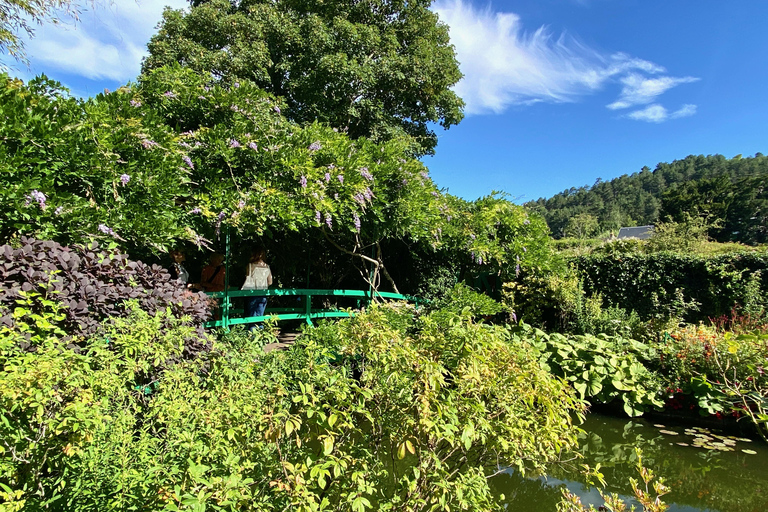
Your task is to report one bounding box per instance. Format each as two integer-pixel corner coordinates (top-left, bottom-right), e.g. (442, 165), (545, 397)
(273, 105), (281, 114)
(431, 191), (439, 198)
(354, 214), (361, 233)
(54, 206), (64, 215)
(523, 247), (527, 253)
(334, 193), (339, 200)
(300, 176), (307, 188)
(420, 171), (429, 180)
(182, 156), (194, 170)
(360, 167), (373, 181)
(353, 193), (366, 206)
(98, 224), (115, 236)
(363, 189), (371, 201)
(524, 219), (530, 225)
(120, 174), (130, 185)
(190, 207), (202, 214)
(234, 82), (240, 88)
(179, 141), (192, 149)
(308, 141), (322, 152)
(325, 213), (332, 229)
(141, 139), (158, 149)
(229, 139), (241, 148)
(25, 190), (46, 209)
(470, 234), (476, 240)
(315, 210), (322, 225)
(515, 256), (521, 277)
(238, 200), (246, 209)
(248, 142), (258, 150)
(324, 172), (331, 183)
(337, 175), (344, 184)
(214, 211), (227, 237)
(130, 99), (142, 107)
(163, 91), (177, 99)
(327, 164), (336, 170)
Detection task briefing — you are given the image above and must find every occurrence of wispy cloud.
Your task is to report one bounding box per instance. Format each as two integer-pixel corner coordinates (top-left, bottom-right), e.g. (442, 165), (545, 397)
(433, 0), (698, 121)
(628, 104), (697, 123)
(607, 74), (699, 110)
(17, 0), (188, 82)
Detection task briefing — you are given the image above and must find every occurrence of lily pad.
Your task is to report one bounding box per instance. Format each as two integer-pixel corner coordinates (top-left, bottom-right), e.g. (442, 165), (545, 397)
(742, 449), (757, 455)
(659, 429), (679, 436)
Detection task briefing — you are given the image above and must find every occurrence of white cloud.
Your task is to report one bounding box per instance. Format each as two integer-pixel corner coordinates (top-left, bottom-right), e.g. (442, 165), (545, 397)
(433, 0), (698, 120)
(627, 103), (697, 123)
(607, 73), (699, 110)
(19, 0), (188, 82)
(627, 104), (667, 123)
(671, 103), (697, 118)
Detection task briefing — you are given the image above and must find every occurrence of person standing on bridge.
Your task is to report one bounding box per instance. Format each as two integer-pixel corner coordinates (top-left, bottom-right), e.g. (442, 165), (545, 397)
(242, 247), (273, 331)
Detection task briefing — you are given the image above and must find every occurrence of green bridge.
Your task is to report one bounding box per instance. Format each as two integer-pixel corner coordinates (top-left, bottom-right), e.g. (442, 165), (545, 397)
(203, 288), (421, 329)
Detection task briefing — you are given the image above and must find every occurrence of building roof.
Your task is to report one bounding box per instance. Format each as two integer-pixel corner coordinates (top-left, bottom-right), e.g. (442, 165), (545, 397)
(617, 225), (654, 240)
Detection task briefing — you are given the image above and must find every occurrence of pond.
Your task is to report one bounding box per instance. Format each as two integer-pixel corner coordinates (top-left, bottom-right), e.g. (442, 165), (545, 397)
(491, 413), (768, 511)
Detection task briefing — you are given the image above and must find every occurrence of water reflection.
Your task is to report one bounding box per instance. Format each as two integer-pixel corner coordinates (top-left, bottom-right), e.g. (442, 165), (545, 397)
(491, 414), (768, 512)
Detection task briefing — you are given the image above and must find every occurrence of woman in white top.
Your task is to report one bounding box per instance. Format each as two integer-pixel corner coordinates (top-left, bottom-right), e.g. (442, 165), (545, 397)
(244, 247), (272, 330)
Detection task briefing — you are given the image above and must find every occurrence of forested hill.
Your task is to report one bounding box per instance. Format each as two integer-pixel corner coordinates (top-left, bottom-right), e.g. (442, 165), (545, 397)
(527, 153), (768, 243)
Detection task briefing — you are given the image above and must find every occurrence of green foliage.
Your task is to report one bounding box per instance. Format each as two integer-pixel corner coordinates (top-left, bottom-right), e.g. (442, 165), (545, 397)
(529, 153), (768, 244)
(645, 217), (710, 253)
(0, 298), (584, 510)
(143, 0), (464, 156)
(574, 251), (768, 323)
(653, 324), (768, 431)
(558, 449), (670, 512)
(0, 74), (196, 252)
(512, 325), (664, 417)
(427, 283), (506, 320)
(564, 213), (599, 240)
(502, 267), (645, 338)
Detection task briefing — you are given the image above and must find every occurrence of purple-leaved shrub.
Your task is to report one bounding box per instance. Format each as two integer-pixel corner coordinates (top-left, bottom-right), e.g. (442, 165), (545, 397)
(0, 238), (212, 359)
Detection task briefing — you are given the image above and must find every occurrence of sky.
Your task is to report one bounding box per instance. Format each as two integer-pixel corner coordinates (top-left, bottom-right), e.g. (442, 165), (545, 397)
(6, 0), (768, 202)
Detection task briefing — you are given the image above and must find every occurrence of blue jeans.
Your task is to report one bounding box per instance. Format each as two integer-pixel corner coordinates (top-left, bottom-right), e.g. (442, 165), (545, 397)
(245, 296), (267, 331)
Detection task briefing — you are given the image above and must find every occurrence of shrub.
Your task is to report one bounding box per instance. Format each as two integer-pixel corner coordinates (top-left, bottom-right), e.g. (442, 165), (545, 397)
(0, 296), (584, 511)
(511, 324), (664, 417)
(0, 238), (212, 359)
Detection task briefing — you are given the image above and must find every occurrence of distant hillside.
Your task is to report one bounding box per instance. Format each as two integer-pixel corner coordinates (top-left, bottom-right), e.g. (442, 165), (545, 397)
(527, 153), (768, 244)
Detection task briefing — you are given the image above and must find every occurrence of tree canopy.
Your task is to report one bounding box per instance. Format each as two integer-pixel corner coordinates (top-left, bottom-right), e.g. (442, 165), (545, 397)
(0, 66), (548, 294)
(142, 0), (464, 156)
(529, 153), (768, 243)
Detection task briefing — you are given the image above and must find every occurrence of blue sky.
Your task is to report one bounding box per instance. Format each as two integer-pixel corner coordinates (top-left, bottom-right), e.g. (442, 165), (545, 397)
(7, 0), (768, 202)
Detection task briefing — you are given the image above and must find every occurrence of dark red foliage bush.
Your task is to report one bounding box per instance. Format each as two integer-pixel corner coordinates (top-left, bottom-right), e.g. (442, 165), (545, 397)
(0, 238), (212, 358)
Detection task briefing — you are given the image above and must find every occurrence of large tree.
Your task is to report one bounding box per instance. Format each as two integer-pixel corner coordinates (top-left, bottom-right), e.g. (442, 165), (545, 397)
(142, 0), (464, 156)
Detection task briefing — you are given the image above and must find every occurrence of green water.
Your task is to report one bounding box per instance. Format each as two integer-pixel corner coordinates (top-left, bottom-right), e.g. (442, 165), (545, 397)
(491, 414), (768, 511)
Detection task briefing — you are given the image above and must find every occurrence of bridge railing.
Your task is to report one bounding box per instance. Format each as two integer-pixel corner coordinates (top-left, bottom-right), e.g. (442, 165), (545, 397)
(203, 288), (422, 329)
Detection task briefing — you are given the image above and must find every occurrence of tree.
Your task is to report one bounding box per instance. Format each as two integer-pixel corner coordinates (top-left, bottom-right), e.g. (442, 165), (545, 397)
(142, 0), (464, 156)
(0, 0), (86, 64)
(564, 213), (599, 240)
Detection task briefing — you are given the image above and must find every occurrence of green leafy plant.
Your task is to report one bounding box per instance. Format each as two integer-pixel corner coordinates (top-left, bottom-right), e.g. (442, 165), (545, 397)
(513, 325), (664, 416)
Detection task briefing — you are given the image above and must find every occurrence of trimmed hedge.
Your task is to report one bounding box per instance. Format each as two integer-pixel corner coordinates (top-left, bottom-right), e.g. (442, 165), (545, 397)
(574, 251), (768, 322)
